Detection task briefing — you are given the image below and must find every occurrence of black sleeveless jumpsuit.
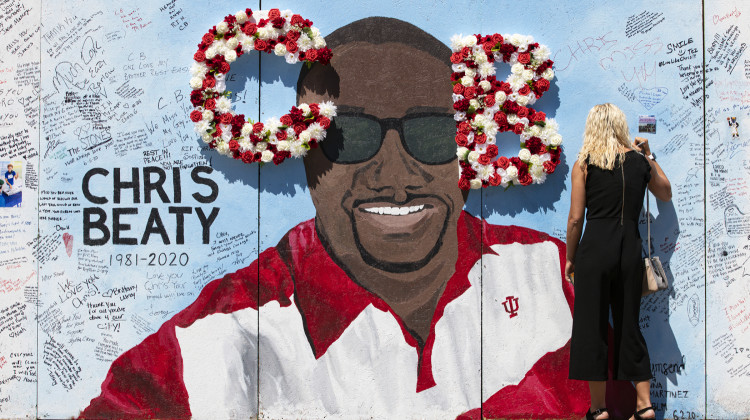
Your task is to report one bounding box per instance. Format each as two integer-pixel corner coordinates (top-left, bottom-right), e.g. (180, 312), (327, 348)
(569, 151), (653, 381)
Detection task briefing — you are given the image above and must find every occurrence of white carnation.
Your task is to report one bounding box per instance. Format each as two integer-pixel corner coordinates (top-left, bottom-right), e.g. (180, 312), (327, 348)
(277, 140), (291, 151)
(549, 134), (563, 147)
(530, 154), (542, 166)
(274, 43), (287, 56)
(216, 21), (229, 34)
(255, 142), (267, 152)
(313, 36), (326, 49)
(298, 34), (313, 50)
(452, 93), (463, 103)
(495, 91), (507, 103)
(479, 80), (491, 92)
(519, 148), (531, 161)
(189, 77), (203, 90)
(224, 50), (237, 63)
(509, 34), (524, 46)
(478, 164), (495, 180)
(201, 133), (212, 143)
(507, 114), (520, 125)
(511, 63), (525, 75)
(215, 97), (232, 114)
(506, 166), (518, 178)
(216, 141), (230, 155)
(478, 62), (496, 77)
(190, 63), (208, 77)
(465, 68), (476, 78)
(319, 101), (337, 117)
(307, 122), (324, 139)
(532, 45), (551, 61)
(542, 68), (555, 80)
(194, 120), (211, 134)
(299, 103), (311, 114)
(463, 35), (477, 47)
(468, 151), (480, 163)
(202, 110), (214, 121)
(241, 123), (253, 136)
(516, 95), (530, 106)
(474, 52), (488, 64)
(235, 11), (248, 24)
(239, 140), (253, 153)
(226, 37), (239, 50)
(457, 147), (470, 160)
(290, 142), (308, 158)
(298, 130), (312, 143)
(450, 34), (464, 50)
(469, 99), (480, 110)
(469, 179), (482, 189)
(261, 150), (274, 163)
(257, 26), (275, 39)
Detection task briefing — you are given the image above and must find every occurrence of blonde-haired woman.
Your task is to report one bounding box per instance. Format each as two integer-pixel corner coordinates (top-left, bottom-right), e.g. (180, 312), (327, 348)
(566, 104), (671, 420)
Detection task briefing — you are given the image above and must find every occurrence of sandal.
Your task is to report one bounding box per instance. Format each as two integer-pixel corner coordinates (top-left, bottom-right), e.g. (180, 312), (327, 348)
(633, 406), (655, 420)
(586, 407), (608, 420)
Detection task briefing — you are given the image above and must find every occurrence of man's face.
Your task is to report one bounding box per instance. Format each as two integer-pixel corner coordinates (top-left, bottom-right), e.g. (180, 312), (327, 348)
(301, 42), (466, 273)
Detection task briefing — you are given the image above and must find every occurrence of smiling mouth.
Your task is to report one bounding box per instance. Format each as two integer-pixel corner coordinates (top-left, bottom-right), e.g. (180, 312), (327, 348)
(361, 204), (426, 216)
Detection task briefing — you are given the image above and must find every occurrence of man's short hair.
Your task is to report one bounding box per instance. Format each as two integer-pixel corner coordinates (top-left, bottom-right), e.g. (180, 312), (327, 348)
(297, 17), (451, 98)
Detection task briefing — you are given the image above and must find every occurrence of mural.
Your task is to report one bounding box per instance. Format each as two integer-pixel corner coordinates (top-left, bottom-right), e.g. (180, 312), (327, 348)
(0, 0), (748, 419)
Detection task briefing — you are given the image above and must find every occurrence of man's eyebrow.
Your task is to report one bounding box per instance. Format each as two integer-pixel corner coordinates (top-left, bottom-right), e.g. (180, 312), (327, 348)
(334, 105), (366, 113)
(405, 106), (452, 114)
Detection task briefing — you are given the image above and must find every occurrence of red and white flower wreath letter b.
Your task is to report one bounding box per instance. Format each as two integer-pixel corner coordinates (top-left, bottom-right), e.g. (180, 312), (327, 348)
(189, 8), (336, 166)
(451, 33), (561, 190)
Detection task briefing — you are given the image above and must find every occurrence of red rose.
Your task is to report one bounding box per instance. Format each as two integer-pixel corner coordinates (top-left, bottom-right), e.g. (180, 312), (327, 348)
(268, 8), (281, 19)
(496, 156), (510, 169)
(518, 53), (531, 64)
(219, 113), (232, 125)
(243, 22), (257, 36)
(452, 83), (464, 95)
(543, 161), (556, 174)
(286, 30), (301, 42)
(232, 115), (245, 127)
(293, 123), (306, 135)
(455, 133), (469, 146)
(475, 133), (487, 144)
(317, 116), (330, 129)
(252, 122), (264, 133)
(285, 40), (299, 54)
(458, 178), (471, 190)
(531, 111), (546, 123)
(202, 33), (215, 44)
(317, 48), (332, 65)
(190, 91), (203, 106)
(518, 171), (533, 186)
(504, 101), (519, 113)
(482, 42), (494, 55)
(228, 140), (240, 152)
(450, 52), (463, 64)
(213, 127), (222, 138)
(526, 137), (544, 155)
(291, 14), (305, 27)
(218, 61), (231, 73)
(204, 98), (216, 110)
(241, 151), (254, 163)
(202, 77), (216, 89)
(280, 115), (293, 126)
(486, 144), (499, 158)
(519, 85), (531, 96)
(272, 17), (285, 29)
(194, 51), (206, 62)
(276, 130), (287, 140)
(463, 87), (476, 100)
(305, 49), (318, 62)
(513, 123), (525, 135)
(493, 112), (508, 126)
(517, 107), (529, 118)
(489, 173), (502, 186)
(458, 121), (471, 134)
(460, 46), (471, 59)
(534, 78), (551, 93)
(190, 110), (202, 122)
(478, 154), (491, 165)
(491, 33), (503, 44)
(484, 95), (496, 107)
(254, 39), (267, 51)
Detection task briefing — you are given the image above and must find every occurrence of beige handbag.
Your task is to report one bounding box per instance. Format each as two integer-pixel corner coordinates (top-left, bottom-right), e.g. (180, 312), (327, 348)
(642, 190), (668, 296)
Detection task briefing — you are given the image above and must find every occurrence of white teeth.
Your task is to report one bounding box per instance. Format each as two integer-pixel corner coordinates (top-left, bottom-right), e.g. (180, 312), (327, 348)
(363, 204), (425, 216)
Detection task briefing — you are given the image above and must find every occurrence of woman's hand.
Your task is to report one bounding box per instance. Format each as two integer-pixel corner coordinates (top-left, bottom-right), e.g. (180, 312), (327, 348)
(565, 260), (575, 283)
(632, 137), (651, 155)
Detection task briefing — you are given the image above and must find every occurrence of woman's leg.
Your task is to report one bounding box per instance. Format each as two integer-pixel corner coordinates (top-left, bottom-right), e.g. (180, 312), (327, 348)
(588, 381), (609, 419)
(630, 380), (655, 419)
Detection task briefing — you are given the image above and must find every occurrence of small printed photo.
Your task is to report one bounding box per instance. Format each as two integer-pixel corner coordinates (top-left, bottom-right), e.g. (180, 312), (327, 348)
(727, 116), (740, 138)
(1, 159), (24, 208)
(638, 115), (657, 134)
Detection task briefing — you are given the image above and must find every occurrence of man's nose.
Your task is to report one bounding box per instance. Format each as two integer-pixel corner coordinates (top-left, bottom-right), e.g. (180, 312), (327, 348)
(361, 128), (432, 203)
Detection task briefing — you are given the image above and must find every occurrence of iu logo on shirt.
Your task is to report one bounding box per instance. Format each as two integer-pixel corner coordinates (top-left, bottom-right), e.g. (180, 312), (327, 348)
(502, 295), (520, 318)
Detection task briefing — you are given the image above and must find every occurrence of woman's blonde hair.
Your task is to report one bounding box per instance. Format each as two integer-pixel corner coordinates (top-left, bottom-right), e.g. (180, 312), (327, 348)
(578, 103), (633, 170)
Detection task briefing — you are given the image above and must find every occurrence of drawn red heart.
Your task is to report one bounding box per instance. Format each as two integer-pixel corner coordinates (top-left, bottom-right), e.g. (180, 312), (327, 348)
(63, 233), (73, 257)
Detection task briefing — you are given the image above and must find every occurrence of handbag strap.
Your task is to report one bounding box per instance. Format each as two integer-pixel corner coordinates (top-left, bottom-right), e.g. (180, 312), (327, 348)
(646, 180), (652, 259)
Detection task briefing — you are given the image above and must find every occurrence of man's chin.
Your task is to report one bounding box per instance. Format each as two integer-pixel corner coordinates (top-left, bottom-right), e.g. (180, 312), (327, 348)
(351, 216), (449, 273)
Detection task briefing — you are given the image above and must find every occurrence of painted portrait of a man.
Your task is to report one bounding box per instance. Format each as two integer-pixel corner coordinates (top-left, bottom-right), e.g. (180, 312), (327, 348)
(82, 17), (632, 419)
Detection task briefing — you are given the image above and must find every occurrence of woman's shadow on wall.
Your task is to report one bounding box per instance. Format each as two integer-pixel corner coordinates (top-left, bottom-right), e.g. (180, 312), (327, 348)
(641, 198), (686, 417)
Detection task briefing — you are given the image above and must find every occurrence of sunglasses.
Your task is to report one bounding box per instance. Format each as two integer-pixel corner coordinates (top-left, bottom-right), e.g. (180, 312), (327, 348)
(322, 111), (457, 165)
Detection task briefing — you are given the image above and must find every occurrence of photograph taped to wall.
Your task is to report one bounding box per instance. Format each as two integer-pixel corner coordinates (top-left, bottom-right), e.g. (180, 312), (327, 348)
(1, 159), (24, 208)
(638, 115), (657, 134)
